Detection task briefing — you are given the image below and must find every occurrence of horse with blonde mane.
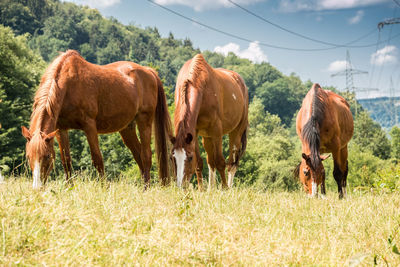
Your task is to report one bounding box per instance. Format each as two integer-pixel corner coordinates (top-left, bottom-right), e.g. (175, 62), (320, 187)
(295, 83), (353, 199)
(22, 50), (172, 189)
(171, 54), (248, 189)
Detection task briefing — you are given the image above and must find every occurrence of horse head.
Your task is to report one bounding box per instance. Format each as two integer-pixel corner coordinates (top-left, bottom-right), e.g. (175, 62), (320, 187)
(170, 132), (196, 188)
(297, 153), (330, 197)
(21, 126), (58, 189)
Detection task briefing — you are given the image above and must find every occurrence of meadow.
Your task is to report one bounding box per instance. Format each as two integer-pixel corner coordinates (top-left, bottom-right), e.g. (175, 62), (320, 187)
(1, 176), (400, 266)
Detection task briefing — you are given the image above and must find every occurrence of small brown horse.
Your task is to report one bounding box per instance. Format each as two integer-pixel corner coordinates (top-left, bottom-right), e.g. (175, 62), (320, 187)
(295, 83), (353, 199)
(22, 50), (172, 189)
(171, 54), (248, 189)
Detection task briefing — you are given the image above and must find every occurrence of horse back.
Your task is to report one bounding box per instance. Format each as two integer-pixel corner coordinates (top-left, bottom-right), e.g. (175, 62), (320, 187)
(207, 68), (248, 134)
(297, 87), (353, 152)
(57, 57), (157, 132)
(326, 91), (354, 144)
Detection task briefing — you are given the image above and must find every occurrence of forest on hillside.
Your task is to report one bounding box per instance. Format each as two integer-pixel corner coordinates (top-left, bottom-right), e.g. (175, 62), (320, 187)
(359, 97), (400, 129)
(1, 0), (400, 191)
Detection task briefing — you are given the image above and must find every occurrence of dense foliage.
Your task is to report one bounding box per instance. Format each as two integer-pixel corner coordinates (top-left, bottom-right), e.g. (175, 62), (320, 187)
(0, 0), (398, 191)
(0, 25), (45, 172)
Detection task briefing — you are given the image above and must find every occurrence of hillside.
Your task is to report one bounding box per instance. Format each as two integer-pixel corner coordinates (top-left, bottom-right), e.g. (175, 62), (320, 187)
(0, 0), (397, 192)
(359, 97), (400, 129)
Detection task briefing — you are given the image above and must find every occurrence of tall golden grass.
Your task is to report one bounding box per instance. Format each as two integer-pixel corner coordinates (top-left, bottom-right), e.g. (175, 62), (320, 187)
(0, 176), (399, 266)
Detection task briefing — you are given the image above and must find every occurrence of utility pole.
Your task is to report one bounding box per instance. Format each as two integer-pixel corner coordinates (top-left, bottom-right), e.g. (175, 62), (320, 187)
(331, 50), (378, 116)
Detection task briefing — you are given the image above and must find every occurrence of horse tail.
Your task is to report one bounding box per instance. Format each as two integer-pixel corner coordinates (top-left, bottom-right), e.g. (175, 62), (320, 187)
(239, 127), (247, 159)
(238, 74), (248, 160)
(153, 73), (173, 186)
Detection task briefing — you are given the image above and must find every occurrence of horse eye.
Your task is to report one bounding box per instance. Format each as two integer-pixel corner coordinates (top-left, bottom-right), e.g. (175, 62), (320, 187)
(187, 156), (193, 162)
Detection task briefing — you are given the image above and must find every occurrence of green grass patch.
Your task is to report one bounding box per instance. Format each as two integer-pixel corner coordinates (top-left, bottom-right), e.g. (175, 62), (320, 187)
(0, 177), (399, 266)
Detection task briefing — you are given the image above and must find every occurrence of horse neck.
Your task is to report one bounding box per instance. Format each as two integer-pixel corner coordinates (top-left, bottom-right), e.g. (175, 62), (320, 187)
(175, 85), (202, 143)
(30, 110), (57, 136)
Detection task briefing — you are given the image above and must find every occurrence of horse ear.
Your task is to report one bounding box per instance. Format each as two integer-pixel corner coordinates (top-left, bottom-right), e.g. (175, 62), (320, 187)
(21, 126), (31, 141)
(44, 129), (59, 142)
(170, 136), (176, 145)
(301, 153), (310, 161)
(320, 154), (331, 161)
(185, 133), (193, 144)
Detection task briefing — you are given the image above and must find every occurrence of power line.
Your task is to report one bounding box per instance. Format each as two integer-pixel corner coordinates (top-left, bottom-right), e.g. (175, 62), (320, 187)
(227, 0), (377, 48)
(146, 0), (400, 52)
(394, 0), (400, 7)
(368, 30), (381, 87)
(376, 9), (397, 89)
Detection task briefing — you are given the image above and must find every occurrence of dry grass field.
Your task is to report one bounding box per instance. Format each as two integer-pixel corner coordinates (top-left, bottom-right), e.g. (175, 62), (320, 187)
(0, 176), (400, 266)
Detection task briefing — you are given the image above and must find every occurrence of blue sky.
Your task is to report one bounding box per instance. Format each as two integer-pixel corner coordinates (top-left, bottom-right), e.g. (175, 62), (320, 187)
(69, 0), (400, 99)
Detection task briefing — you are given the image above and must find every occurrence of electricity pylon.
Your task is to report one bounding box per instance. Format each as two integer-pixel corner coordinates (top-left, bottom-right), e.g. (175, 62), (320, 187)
(378, 18), (400, 30)
(331, 50), (378, 116)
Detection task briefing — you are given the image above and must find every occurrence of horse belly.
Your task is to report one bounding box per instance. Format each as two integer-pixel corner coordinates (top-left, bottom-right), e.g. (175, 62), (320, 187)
(96, 88), (140, 133)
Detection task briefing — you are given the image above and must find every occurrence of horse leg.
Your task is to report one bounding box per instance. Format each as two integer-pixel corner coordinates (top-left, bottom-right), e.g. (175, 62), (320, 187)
(83, 122), (104, 177)
(215, 138), (227, 189)
(332, 146), (348, 199)
(194, 134), (204, 190)
(137, 114), (153, 189)
(340, 146), (349, 198)
(227, 130), (243, 188)
(203, 137), (217, 190)
(119, 124), (144, 174)
(56, 129), (73, 184)
(208, 137), (227, 189)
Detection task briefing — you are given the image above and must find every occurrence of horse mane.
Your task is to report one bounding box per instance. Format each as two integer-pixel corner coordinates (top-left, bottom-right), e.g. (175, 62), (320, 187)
(174, 54), (209, 147)
(30, 50), (80, 132)
(301, 83), (326, 170)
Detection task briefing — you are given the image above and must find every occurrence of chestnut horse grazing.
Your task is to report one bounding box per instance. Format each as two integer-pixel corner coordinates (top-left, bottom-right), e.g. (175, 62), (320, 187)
(295, 84), (353, 199)
(22, 50), (172, 189)
(171, 54), (248, 189)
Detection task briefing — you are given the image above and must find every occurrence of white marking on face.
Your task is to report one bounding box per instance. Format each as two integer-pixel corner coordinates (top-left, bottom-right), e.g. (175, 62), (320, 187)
(232, 93), (237, 100)
(33, 160), (42, 189)
(311, 180), (318, 198)
(208, 164), (216, 190)
(174, 149), (187, 188)
(228, 166), (237, 188)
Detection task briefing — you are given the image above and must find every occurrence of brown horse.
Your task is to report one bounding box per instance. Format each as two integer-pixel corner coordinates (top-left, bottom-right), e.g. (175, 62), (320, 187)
(295, 83), (353, 199)
(171, 54), (248, 189)
(21, 50), (172, 189)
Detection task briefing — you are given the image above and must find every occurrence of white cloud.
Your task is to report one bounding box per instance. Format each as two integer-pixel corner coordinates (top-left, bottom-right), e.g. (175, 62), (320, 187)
(214, 41), (268, 63)
(279, 0), (388, 12)
(370, 45), (398, 66)
(348, 10), (364, 24)
(326, 60), (349, 72)
(154, 0), (263, 11)
(67, 0), (120, 8)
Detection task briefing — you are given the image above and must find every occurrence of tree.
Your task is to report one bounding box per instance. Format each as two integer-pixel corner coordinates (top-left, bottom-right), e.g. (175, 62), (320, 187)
(236, 98), (298, 190)
(0, 25), (45, 173)
(352, 110), (391, 159)
(255, 76), (305, 126)
(390, 126), (400, 161)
